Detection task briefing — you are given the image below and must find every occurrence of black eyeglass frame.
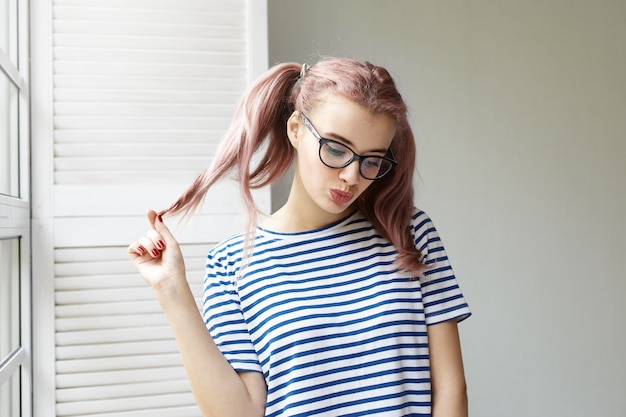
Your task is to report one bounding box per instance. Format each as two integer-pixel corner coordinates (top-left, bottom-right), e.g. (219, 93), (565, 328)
(301, 113), (397, 180)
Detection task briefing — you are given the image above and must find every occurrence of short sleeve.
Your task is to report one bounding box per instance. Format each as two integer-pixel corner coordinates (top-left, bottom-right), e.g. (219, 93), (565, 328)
(202, 244), (262, 373)
(411, 210), (471, 325)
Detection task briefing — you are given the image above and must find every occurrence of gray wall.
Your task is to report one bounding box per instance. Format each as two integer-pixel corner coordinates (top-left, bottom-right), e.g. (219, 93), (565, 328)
(268, 1), (626, 416)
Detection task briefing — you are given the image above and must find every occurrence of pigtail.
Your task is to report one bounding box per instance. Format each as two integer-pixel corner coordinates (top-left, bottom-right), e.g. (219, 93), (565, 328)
(160, 63), (301, 223)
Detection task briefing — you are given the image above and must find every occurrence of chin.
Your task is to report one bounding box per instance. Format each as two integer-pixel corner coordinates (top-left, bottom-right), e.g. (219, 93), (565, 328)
(324, 201), (355, 216)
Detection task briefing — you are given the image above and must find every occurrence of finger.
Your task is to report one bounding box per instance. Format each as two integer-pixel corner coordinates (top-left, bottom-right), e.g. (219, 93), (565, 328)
(147, 209), (158, 230)
(146, 229), (166, 250)
(139, 235), (161, 258)
(147, 210), (177, 246)
(127, 243), (147, 258)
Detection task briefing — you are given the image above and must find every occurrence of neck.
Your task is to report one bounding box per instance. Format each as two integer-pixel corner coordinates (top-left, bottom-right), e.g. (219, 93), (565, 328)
(263, 185), (352, 233)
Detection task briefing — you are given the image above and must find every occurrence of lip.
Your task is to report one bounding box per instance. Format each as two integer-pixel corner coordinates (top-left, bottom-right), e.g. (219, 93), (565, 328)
(330, 189), (354, 205)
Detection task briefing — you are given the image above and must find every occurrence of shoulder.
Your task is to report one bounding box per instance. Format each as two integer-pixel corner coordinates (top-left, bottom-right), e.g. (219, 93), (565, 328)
(409, 208), (447, 264)
(205, 233), (248, 280)
(208, 233), (246, 258)
(409, 208), (438, 240)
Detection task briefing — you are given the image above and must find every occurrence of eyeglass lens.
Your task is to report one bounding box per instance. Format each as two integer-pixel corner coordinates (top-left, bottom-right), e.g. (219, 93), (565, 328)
(320, 140), (393, 179)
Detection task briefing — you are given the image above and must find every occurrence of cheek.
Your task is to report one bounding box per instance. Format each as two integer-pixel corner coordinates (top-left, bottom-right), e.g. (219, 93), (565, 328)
(295, 149), (336, 195)
(354, 179), (374, 198)
(297, 141), (323, 174)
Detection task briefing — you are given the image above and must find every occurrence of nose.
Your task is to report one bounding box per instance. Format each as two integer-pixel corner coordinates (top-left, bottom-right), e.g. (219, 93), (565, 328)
(338, 159), (361, 184)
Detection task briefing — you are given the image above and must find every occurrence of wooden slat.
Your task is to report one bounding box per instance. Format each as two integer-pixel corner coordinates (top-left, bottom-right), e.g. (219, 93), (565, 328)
(55, 301), (164, 320)
(55, 326), (175, 346)
(56, 353), (183, 373)
(54, 75), (244, 91)
(56, 379), (192, 402)
(62, 405), (201, 417)
(55, 366), (188, 388)
(54, 103), (235, 117)
(54, 90), (240, 104)
(53, 61), (246, 78)
(56, 393), (196, 417)
(53, 5), (244, 27)
(56, 340), (180, 360)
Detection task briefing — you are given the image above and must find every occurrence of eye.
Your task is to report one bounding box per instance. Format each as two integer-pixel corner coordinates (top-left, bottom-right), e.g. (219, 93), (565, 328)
(363, 158), (383, 168)
(323, 141), (348, 157)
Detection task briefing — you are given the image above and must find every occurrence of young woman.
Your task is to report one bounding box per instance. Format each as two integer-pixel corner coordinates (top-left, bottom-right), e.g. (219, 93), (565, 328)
(128, 58), (471, 417)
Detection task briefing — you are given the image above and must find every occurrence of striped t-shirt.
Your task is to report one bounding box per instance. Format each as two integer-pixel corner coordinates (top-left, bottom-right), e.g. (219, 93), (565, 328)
(203, 208), (470, 416)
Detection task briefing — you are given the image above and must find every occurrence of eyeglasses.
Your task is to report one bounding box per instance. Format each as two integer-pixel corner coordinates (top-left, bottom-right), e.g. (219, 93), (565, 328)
(301, 114), (397, 180)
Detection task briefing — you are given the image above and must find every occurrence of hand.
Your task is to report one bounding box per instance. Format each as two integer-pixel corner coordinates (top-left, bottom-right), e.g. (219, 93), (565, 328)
(127, 210), (187, 295)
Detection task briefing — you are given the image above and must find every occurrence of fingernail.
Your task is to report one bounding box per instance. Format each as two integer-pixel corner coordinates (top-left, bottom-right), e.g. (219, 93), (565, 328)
(158, 214), (163, 223)
(151, 249), (160, 257)
(137, 246), (146, 255)
(156, 240), (165, 250)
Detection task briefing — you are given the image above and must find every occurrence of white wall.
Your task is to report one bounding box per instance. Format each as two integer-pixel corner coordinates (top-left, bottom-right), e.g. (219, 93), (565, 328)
(268, 1), (626, 416)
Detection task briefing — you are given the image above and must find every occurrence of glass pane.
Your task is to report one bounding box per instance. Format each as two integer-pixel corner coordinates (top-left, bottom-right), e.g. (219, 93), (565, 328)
(0, 368), (21, 417)
(0, 0), (8, 55)
(0, 0), (18, 65)
(0, 74), (19, 197)
(0, 238), (20, 359)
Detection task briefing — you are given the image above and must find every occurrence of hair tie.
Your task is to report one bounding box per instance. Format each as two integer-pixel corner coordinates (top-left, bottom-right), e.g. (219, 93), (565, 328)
(300, 63), (311, 79)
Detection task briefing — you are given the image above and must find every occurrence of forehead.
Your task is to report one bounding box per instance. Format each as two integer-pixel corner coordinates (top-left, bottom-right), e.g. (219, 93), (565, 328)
(306, 93), (396, 151)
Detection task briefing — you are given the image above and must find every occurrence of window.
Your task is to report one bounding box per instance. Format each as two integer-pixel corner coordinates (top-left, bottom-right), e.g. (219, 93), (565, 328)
(0, 0), (31, 416)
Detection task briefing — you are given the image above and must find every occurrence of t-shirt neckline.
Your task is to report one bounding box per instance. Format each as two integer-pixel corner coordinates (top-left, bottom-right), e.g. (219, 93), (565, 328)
(257, 211), (360, 240)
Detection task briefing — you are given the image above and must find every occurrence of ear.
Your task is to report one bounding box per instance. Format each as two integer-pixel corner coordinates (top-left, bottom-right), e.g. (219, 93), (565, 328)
(286, 110), (301, 147)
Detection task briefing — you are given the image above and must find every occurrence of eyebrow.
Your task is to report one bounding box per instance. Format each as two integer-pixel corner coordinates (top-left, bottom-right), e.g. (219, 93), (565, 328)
(322, 130), (390, 155)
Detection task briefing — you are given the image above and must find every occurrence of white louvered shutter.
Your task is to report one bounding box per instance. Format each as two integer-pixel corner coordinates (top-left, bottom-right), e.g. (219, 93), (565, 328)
(48, 1), (268, 415)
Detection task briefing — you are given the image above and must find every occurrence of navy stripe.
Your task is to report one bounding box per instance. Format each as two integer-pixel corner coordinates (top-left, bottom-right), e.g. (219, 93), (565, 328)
(268, 378), (430, 416)
(244, 277), (418, 323)
(268, 349), (430, 390)
(257, 319), (427, 367)
(239, 261), (399, 307)
(268, 357), (429, 398)
(268, 331), (428, 376)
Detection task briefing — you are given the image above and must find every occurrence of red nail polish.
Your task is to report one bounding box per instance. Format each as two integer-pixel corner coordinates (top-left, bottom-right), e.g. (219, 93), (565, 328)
(137, 246), (146, 255)
(157, 240), (165, 250)
(158, 214), (163, 223)
(151, 249), (160, 257)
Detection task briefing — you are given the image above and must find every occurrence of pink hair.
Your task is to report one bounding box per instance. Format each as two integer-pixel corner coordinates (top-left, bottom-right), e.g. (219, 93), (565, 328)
(161, 58), (425, 274)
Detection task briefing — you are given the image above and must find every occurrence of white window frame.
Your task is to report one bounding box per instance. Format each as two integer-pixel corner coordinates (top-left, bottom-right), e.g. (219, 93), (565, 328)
(30, 0), (55, 414)
(0, 0), (32, 416)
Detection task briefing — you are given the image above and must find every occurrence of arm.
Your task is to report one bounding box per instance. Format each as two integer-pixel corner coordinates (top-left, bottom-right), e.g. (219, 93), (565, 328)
(128, 210), (267, 417)
(427, 320), (468, 417)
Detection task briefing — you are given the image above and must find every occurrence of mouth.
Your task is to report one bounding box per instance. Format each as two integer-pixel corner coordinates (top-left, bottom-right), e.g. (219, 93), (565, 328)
(330, 189), (354, 205)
